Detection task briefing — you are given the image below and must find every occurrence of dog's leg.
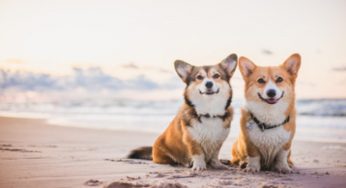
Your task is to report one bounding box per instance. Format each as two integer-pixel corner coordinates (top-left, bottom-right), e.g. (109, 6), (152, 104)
(273, 149), (292, 173)
(191, 154), (207, 171)
(152, 147), (175, 165)
(231, 139), (247, 168)
(184, 138), (206, 171)
(244, 155), (261, 173)
(243, 141), (261, 173)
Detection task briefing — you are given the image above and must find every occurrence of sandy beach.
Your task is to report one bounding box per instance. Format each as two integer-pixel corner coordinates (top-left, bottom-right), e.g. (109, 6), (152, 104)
(0, 116), (345, 188)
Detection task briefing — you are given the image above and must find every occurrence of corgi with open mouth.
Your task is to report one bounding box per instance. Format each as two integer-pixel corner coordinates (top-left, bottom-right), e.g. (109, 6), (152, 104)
(231, 54), (301, 173)
(128, 54), (238, 171)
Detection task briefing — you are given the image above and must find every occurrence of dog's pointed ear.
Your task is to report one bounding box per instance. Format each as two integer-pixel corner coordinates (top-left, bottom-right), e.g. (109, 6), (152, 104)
(174, 60), (193, 83)
(282, 53), (301, 76)
(220, 53), (238, 78)
(239, 56), (256, 77)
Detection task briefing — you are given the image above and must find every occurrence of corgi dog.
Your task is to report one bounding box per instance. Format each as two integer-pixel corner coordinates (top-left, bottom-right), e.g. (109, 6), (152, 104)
(231, 54), (301, 173)
(128, 54), (238, 170)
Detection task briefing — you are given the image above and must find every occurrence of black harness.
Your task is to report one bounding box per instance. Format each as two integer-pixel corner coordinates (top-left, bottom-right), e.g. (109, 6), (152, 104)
(197, 112), (230, 121)
(184, 95), (232, 122)
(249, 113), (290, 132)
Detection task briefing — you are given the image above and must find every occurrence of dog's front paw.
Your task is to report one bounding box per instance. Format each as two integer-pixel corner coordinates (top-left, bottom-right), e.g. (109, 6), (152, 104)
(192, 160), (207, 171)
(274, 162), (292, 174)
(191, 155), (207, 171)
(243, 164), (260, 173)
(274, 150), (293, 174)
(243, 156), (260, 173)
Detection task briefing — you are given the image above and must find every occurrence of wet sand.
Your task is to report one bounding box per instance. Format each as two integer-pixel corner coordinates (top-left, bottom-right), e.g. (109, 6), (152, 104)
(0, 116), (345, 188)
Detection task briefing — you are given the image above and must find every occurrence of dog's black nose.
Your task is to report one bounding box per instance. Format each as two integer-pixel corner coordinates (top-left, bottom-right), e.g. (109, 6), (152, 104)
(266, 89), (276, 98)
(205, 81), (213, 89)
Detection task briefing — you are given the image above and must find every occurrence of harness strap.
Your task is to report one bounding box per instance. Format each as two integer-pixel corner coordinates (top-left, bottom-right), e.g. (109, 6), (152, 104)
(249, 113), (290, 132)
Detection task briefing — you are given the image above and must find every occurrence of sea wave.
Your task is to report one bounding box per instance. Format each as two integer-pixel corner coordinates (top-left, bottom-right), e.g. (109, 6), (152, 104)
(297, 99), (346, 117)
(0, 98), (345, 117)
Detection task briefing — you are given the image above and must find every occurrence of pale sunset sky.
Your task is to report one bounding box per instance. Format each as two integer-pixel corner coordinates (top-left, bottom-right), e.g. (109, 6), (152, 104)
(0, 0), (345, 99)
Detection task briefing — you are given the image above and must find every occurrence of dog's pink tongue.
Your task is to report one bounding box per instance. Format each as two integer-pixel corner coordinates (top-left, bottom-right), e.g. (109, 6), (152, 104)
(266, 98), (277, 104)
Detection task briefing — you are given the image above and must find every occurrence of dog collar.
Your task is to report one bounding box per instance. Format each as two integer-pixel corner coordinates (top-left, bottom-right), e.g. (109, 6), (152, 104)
(184, 95), (232, 122)
(198, 112), (230, 121)
(249, 113), (290, 132)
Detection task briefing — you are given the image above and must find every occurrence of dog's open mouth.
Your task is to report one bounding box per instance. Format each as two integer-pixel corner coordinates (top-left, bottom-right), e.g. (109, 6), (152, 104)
(257, 92), (284, 104)
(199, 88), (220, 95)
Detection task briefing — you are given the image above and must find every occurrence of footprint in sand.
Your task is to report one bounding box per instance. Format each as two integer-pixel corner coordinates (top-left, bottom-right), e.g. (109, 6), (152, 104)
(84, 179), (103, 186)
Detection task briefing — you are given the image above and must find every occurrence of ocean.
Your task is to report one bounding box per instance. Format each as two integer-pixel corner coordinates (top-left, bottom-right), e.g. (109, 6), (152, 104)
(0, 98), (345, 143)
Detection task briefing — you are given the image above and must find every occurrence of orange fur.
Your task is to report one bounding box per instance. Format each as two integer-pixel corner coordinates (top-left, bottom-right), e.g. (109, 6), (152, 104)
(231, 54), (301, 173)
(128, 54), (238, 171)
(153, 104), (233, 166)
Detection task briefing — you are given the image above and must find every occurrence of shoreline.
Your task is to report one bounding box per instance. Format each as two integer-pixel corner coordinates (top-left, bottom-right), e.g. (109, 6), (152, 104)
(1, 111), (346, 144)
(0, 115), (346, 188)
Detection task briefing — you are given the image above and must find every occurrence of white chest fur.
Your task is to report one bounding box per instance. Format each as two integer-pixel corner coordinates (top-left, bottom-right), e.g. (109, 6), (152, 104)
(188, 118), (230, 161)
(246, 101), (288, 125)
(247, 120), (290, 167)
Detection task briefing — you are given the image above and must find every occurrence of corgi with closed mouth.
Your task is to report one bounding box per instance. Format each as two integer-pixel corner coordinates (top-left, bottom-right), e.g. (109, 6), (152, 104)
(128, 54), (238, 171)
(231, 54), (301, 173)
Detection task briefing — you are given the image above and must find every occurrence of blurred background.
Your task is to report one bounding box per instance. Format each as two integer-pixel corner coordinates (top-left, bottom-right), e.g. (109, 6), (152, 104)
(0, 0), (345, 142)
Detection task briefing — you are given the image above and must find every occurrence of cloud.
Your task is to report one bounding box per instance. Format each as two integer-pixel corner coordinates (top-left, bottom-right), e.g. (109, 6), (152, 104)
(0, 66), (182, 103)
(158, 68), (171, 73)
(0, 69), (60, 90)
(0, 66), (164, 92)
(71, 67), (124, 90)
(125, 75), (159, 90)
(332, 66), (346, 72)
(121, 63), (139, 69)
(261, 49), (273, 55)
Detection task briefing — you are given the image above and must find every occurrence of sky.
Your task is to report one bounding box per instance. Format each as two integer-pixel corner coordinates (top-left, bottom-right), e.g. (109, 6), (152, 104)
(0, 0), (345, 99)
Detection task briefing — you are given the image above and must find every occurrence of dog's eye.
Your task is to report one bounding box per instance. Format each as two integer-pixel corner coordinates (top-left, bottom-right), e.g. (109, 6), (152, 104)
(276, 77), (283, 83)
(196, 75), (204, 80)
(212, 74), (220, 79)
(257, 78), (266, 84)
